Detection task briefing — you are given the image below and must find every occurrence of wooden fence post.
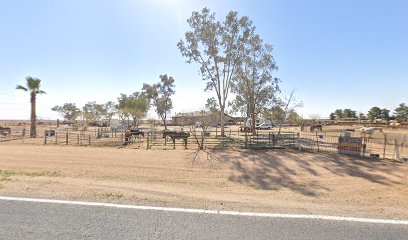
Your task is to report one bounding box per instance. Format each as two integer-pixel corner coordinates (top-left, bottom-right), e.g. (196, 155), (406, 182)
(89, 135), (91, 146)
(383, 134), (387, 159)
(44, 131), (47, 144)
(393, 139), (400, 160)
(146, 133), (150, 150)
(297, 133), (301, 150)
(55, 132), (58, 144)
(201, 131), (204, 150)
(315, 131), (320, 152)
(66, 133), (68, 145)
(77, 134), (80, 146)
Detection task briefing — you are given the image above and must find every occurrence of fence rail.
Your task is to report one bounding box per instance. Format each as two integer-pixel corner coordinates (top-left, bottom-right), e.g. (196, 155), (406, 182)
(1, 127), (407, 161)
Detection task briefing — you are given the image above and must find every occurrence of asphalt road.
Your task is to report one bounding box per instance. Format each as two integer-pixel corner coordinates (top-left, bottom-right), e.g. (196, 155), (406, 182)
(0, 199), (407, 240)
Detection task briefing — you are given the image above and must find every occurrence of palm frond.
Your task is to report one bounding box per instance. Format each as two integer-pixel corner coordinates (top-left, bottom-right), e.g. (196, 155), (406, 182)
(16, 85), (28, 91)
(35, 90), (46, 94)
(26, 76), (41, 90)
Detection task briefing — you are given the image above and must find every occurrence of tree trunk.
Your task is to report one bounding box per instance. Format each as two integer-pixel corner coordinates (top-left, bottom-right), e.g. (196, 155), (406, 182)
(30, 92), (37, 138)
(163, 118), (167, 130)
(220, 106), (225, 136)
(251, 110), (256, 134)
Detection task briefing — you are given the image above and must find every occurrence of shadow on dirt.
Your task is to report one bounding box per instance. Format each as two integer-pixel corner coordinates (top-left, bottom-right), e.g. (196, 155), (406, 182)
(220, 149), (404, 196)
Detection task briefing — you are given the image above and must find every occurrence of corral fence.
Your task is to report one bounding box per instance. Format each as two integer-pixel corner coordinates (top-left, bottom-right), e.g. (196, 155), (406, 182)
(33, 128), (298, 150)
(40, 128), (141, 148)
(145, 130), (297, 150)
(1, 126), (407, 161)
(0, 129), (27, 143)
(299, 132), (408, 160)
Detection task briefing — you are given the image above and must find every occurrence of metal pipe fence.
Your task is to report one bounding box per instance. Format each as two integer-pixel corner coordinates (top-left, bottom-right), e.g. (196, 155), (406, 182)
(1, 126), (407, 161)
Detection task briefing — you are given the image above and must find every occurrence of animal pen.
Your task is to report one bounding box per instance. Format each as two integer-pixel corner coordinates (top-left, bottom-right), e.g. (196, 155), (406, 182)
(1, 126), (407, 161)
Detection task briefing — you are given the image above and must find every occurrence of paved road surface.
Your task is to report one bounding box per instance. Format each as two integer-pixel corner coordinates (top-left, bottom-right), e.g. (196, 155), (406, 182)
(0, 199), (407, 240)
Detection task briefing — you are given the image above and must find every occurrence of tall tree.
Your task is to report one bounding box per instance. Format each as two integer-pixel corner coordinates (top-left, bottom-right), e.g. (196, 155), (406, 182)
(16, 76), (46, 137)
(104, 101), (117, 126)
(82, 101), (106, 126)
(367, 107), (381, 120)
(342, 109), (357, 118)
(117, 92), (150, 127)
(264, 106), (285, 126)
(379, 108), (390, 120)
(287, 110), (304, 125)
(334, 109), (343, 119)
(367, 106), (390, 120)
(128, 92), (150, 127)
(143, 74), (176, 130)
(265, 89), (302, 137)
(394, 103), (408, 121)
(117, 94), (131, 125)
(205, 97), (219, 113)
(232, 31), (280, 133)
(178, 8), (252, 136)
(51, 103), (81, 121)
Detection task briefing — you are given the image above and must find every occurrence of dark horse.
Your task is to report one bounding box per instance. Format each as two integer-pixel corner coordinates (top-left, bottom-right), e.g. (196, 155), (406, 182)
(130, 128), (145, 137)
(123, 128), (144, 145)
(310, 124), (323, 132)
(0, 127), (11, 136)
(163, 130), (190, 149)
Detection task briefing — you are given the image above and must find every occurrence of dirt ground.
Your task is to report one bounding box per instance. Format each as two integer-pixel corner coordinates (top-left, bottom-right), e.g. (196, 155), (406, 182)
(0, 144), (407, 219)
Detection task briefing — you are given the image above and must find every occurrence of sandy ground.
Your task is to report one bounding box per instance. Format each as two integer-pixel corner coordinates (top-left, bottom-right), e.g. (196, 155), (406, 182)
(0, 144), (407, 219)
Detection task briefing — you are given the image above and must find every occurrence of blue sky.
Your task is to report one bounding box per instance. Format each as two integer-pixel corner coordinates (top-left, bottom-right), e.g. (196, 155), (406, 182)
(0, 0), (407, 120)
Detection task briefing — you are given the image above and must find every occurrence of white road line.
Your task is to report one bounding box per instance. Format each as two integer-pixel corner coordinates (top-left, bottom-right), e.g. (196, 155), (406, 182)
(1, 196), (407, 225)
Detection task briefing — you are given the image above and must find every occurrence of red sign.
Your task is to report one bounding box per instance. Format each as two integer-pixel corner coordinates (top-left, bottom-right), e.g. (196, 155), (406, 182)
(338, 137), (362, 156)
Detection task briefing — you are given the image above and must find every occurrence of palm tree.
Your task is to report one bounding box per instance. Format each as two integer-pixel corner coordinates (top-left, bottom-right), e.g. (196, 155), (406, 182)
(16, 76), (46, 138)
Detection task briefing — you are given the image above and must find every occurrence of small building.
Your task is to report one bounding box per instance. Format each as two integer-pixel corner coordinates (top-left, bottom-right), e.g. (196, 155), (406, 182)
(171, 111), (236, 126)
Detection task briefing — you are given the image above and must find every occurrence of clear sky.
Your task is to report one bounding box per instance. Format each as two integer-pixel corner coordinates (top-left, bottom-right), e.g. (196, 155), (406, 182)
(0, 0), (407, 120)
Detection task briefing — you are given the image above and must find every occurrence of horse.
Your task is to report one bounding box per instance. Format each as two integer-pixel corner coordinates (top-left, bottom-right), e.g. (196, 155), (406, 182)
(389, 121), (401, 128)
(130, 128), (144, 137)
(310, 124), (323, 132)
(163, 130), (190, 149)
(44, 130), (55, 137)
(359, 127), (383, 135)
(0, 127), (11, 136)
(239, 126), (251, 133)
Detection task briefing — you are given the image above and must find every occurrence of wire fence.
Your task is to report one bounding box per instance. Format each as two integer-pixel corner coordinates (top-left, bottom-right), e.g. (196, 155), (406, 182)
(145, 130), (298, 150)
(1, 126), (407, 161)
(299, 132), (408, 160)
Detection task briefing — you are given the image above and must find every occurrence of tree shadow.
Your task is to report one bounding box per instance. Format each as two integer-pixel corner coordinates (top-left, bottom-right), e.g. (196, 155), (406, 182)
(225, 149), (405, 196)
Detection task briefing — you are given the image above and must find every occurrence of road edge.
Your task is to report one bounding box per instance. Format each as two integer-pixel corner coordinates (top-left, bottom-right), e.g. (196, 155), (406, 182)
(1, 196), (407, 225)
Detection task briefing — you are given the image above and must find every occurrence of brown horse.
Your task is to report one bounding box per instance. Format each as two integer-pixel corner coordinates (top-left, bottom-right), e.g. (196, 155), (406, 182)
(310, 124), (323, 132)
